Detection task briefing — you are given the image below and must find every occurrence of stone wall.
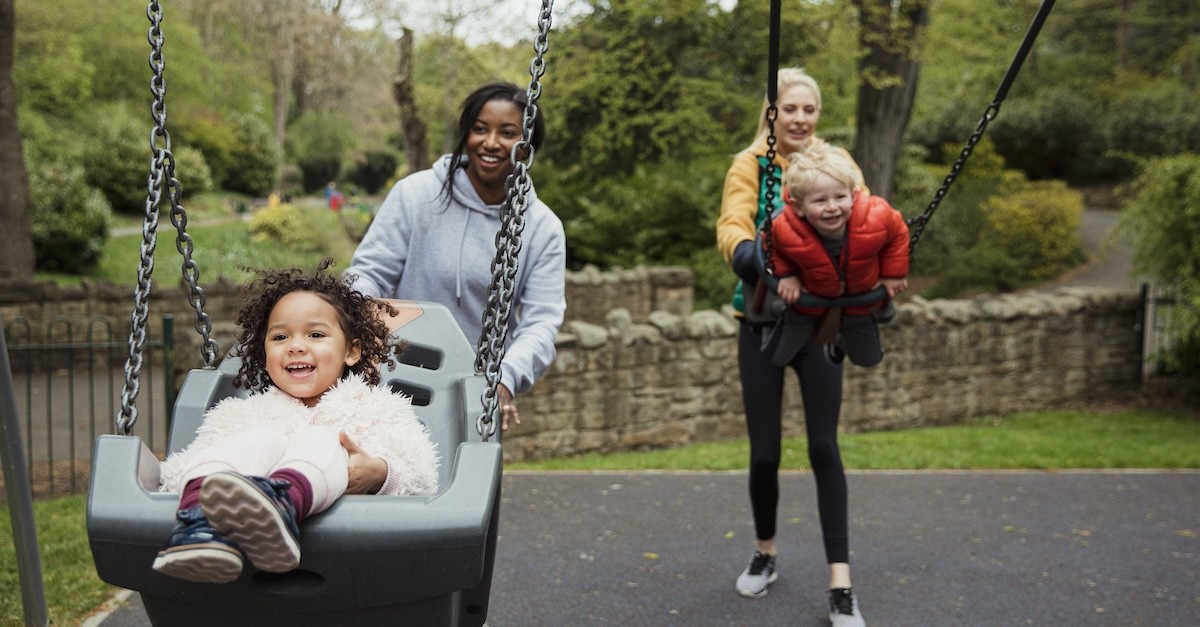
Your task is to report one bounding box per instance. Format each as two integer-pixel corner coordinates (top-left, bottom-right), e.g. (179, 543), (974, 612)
(2, 272), (1144, 463)
(503, 288), (1143, 462)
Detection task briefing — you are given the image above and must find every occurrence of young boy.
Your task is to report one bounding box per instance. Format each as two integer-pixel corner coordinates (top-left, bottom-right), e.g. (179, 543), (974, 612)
(763, 141), (909, 367)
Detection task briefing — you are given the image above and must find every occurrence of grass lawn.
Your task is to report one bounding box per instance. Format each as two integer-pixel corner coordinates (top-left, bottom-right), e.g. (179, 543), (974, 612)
(3, 406), (1198, 625)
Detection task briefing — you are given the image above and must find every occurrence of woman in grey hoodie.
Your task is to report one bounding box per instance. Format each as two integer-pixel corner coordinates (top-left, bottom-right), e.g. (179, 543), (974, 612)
(347, 82), (566, 432)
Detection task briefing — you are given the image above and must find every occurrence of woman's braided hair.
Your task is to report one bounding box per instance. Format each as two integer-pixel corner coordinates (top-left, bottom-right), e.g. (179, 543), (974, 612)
(231, 258), (403, 392)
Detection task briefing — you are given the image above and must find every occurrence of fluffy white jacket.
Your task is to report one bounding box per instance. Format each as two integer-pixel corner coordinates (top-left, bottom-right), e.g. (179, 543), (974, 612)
(159, 374), (440, 496)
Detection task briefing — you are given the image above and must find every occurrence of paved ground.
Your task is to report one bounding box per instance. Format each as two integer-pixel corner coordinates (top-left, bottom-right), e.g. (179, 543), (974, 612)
(92, 470), (1200, 626)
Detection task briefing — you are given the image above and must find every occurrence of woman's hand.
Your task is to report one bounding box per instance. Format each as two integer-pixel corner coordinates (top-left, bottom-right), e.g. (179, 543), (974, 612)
(498, 383), (520, 431)
(341, 431), (387, 494)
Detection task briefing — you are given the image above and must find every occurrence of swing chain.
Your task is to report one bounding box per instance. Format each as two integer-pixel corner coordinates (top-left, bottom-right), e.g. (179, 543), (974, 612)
(118, 1), (218, 435)
(906, 100), (1002, 254)
(759, 104), (780, 279)
(474, 0), (553, 441)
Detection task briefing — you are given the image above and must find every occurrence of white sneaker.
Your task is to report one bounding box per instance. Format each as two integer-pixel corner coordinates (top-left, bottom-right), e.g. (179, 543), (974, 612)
(829, 587), (866, 626)
(735, 551), (778, 598)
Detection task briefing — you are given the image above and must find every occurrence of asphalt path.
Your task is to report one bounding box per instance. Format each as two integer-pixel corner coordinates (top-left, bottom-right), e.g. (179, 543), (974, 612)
(92, 470), (1200, 626)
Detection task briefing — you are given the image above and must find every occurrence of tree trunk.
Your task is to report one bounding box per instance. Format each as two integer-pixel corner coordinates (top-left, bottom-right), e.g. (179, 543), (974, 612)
(0, 0), (35, 280)
(394, 28), (429, 175)
(272, 0), (296, 177)
(853, 0), (930, 200)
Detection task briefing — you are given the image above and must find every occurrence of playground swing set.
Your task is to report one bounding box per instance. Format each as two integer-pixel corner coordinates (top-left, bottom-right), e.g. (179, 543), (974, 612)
(0, 0), (1054, 625)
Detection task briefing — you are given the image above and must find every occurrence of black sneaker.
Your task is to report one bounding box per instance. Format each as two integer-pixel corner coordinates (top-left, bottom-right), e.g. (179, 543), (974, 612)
(152, 506), (243, 583)
(201, 472), (302, 573)
(735, 551), (778, 598)
(829, 588), (865, 626)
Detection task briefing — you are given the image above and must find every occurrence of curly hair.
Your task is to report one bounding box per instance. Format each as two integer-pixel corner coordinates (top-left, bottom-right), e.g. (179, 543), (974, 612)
(230, 258), (403, 392)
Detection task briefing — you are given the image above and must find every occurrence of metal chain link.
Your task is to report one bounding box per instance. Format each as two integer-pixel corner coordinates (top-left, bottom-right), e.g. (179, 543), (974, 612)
(117, 1), (217, 435)
(474, 0), (553, 441)
(758, 105), (779, 278)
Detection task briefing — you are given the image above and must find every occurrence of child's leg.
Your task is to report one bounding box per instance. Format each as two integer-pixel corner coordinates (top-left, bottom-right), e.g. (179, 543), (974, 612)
(177, 425), (289, 486)
(839, 314), (883, 367)
(199, 426), (346, 573)
(269, 425), (350, 517)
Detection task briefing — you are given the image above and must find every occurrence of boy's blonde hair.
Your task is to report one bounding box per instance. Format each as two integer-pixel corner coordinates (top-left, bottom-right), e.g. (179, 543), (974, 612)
(783, 139), (860, 201)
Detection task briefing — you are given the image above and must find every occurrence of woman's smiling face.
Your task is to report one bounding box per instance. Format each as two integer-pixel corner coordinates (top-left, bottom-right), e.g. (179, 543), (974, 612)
(774, 84), (822, 158)
(464, 99), (524, 205)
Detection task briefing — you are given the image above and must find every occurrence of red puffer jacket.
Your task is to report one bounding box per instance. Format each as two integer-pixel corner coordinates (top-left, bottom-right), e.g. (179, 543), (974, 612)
(769, 192), (909, 316)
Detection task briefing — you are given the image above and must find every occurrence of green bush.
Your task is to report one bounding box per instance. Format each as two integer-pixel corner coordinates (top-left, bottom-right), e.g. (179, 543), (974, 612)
(178, 115), (239, 190)
(978, 180), (1086, 283)
(172, 145), (215, 198)
(990, 87), (1108, 184)
(1118, 154), (1200, 374)
(82, 103), (153, 215)
(298, 155), (342, 195)
(29, 160), (113, 273)
(223, 114), (279, 197)
(249, 204), (351, 258)
(347, 150), (399, 195)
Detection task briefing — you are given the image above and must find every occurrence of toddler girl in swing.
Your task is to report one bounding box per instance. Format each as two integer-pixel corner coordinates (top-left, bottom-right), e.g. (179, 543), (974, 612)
(152, 258), (440, 584)
(763, 140), (910, 367)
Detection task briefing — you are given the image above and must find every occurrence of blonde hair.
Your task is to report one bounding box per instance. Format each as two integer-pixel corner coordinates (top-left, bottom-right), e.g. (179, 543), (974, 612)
(783, 139), (860, 200)
(748, 67), (823, 150)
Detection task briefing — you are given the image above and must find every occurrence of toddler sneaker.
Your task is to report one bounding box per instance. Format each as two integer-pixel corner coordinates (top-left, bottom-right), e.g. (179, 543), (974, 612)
(200, 472), (302, 573)
(735, 551), (778, 598)
(829, 587), (866, 627)
(152, 506), (243, 584)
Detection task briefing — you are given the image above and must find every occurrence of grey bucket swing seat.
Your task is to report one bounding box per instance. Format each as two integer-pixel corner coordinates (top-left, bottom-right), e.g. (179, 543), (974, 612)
(88, 300), (502, 626)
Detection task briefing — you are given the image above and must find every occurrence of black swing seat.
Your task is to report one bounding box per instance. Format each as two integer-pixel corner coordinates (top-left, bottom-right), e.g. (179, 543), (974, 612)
(87, 301), (501, 627)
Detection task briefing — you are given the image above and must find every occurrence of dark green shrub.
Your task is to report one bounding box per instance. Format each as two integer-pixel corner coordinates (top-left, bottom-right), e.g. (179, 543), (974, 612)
(171, 146), (214, 198)
(989, 88), (1107, 184)
(29, 161), (112, 273)
(223, 114), (279, 197)
(298, 156), (342, 195)
(1118, 153), (1200, 375)
(82, 103), (152, 215)
(347, 151), (399, 195)
(177, 116), (238, 189)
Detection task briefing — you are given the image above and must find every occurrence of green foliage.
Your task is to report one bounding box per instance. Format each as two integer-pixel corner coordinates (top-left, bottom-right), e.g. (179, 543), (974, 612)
(978, 181), (1086, 283)
(539, 154), (730, 307)
(29, 160), (113, 273)
(11, 22), (94, 118)
(989, 87), (1107, 182)
(286, 111), (357, 163)
(223, 114), (279, 197)
(173, 145), (215, 198)
(82, 103), (154, 215)
(544, 0), (752, 177)
(177, 115), (240, 189)
(1118, 153), (1200, 373)
(248, 204), (353, 259)
(347, 150), (399, 195)
(298, 156), (343, 195)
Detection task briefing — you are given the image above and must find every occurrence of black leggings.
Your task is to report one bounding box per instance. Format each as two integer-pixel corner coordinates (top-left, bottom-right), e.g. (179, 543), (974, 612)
(738, 320), (849, 564)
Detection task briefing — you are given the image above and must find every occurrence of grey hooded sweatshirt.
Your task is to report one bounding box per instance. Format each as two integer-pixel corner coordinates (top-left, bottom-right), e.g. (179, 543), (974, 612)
(346, 155), (566, 394)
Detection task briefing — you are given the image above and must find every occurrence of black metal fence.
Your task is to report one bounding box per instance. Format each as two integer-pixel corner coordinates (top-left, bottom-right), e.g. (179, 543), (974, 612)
(2, 314), (176, 497)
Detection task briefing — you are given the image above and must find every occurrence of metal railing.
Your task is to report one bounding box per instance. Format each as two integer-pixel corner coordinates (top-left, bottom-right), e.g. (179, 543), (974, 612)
(2, 314), (175, 498)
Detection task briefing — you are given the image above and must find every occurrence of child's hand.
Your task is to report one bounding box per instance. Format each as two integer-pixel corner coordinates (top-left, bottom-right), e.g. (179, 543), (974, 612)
(498, 383), (520, 431)
(341, 431), (387, 494)
(877, 277), (908, 298)
(776, 276), (802, 304)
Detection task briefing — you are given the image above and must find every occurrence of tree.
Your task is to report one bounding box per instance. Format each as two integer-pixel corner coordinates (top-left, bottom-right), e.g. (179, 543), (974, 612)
(0, 0), (34, 280)
(853, 0), (930, 200)
(393, 27), (428, 174)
